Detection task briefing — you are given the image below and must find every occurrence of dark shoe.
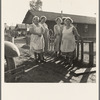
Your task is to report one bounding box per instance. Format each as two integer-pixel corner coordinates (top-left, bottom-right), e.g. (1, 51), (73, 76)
(43, 57), (46, 61)
(34, 59), (39, 63)
(30, 57), (34, 59)
(53, 52), (57, 57)
(40, 60), (46, 63)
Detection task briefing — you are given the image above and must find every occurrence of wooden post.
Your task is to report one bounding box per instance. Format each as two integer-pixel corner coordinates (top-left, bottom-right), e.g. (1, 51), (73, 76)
(89, 42), (94, 66)
(76, 42), (79, 61)
(81, 41), (84, 63)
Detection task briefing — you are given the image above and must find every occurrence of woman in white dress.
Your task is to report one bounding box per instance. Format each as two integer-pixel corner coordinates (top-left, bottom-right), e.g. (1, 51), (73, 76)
(54, 17), (63, 57)
(61, 17), (81, 65)
(29, 16), (45, 62)
(39, 16), (49, 53)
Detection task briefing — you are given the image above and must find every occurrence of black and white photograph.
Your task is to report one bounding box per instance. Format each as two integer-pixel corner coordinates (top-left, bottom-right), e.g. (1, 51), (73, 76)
(3, 0), (97, 83)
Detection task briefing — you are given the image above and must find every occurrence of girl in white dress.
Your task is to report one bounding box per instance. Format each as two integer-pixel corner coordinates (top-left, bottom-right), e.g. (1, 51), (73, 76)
(54, 17), (63, 57)
(61, 17), (81, 66)
(29, 16), (45, 62)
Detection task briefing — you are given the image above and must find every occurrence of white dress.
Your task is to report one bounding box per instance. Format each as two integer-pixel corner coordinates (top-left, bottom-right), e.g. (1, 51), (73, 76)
(61, 26), (76, 53)
(30, 24), (44, 56)
(54, 24), (62, 52)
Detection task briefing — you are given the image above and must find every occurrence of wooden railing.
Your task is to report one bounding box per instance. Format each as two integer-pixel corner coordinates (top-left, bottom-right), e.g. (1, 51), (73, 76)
(48, 40), (94, 67)
(76, 40), (94, 67)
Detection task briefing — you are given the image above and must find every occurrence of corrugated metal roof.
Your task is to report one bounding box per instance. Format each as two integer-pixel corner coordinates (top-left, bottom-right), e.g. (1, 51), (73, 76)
(23, 10), (96, 24)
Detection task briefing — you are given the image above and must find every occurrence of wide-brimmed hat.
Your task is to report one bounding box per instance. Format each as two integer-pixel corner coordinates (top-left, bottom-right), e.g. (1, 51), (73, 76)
(55, 17), (62, 23)
(32, 16), (39, 21)
(40, 16), (47, 21)
(63, 17), (73, 23)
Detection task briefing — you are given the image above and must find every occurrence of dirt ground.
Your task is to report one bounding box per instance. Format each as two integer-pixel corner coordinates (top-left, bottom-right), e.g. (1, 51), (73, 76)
(5, 37), (96, 83)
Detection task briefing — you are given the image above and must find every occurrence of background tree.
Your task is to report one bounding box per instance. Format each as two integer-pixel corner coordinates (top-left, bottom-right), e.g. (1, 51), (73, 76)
(29, 0), (42, 11)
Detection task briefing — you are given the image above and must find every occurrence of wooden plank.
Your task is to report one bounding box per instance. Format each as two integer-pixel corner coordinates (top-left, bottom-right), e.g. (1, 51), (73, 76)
(89, 42), (94, 66)
(5, 65), (25, 74)
(76, 40), (94, 43)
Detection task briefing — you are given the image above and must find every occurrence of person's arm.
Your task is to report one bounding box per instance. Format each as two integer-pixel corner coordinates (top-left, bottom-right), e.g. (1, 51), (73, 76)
(45, 23), (49, 32)
(54, 25), (58, 38)
(73, 26), (82, 41)
(60, 25), (63, 37)
(29, 27), (41, 36)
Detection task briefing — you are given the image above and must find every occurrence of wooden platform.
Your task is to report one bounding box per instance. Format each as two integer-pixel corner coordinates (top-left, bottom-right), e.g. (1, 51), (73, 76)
(5, 55), (96, 83)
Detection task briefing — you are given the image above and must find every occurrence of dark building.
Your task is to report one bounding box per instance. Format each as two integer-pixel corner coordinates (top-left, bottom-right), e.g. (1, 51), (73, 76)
(15, 24), (27, 31)
(22, 10), (96, 41)
(15, 24), (27, 36)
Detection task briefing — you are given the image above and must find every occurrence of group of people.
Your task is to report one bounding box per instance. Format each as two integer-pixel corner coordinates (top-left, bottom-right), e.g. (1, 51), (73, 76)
(29, 15), (82, 65)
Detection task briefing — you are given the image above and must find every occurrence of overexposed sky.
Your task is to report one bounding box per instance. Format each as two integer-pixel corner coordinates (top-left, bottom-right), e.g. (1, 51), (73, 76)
(2, 0), (97, 26)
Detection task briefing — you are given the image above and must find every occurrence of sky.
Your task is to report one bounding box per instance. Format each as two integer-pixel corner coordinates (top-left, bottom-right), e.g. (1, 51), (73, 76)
(2, 0), (97, 26)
